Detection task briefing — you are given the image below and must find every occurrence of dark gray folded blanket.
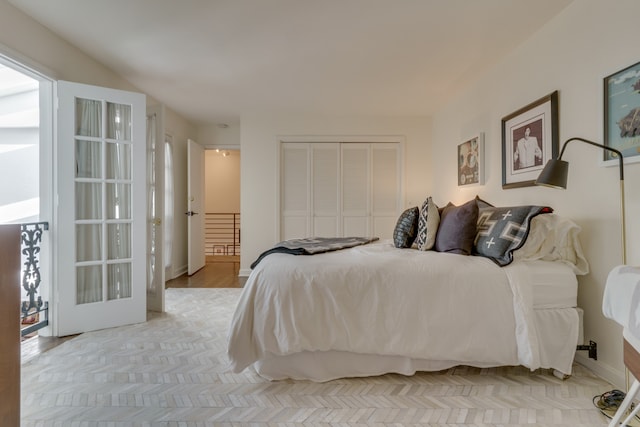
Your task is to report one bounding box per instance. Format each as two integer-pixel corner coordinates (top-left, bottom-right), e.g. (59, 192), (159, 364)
(250, 236), (379, 269)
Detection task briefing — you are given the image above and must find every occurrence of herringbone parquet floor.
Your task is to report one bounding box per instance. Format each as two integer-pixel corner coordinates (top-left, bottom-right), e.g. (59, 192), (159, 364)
(21, 287), (615, 426)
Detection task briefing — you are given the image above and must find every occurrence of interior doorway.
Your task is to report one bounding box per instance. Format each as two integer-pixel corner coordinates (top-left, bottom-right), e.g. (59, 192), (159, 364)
(0, 58), (53, 343)
(204, 148), (240, 273)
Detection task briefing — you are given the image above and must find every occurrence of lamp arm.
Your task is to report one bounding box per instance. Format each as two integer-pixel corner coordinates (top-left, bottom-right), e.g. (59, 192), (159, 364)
(556, 137), (626, 264)
(558, 137), (624, 181)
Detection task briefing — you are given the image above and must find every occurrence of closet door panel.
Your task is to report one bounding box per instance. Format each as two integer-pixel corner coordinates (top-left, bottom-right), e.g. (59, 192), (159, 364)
(372, 144), (399, 213)
(372, 216), (396, 240)
(312, 144), (339, 237)
(343, 216), (370, 237)
(313, 217), (338, 237)
(282, 217), (308, 240)
(341, 144), (370, 235)
(341, 145), (369, 213)
(371, 144), (401, 239)
(281, 144), (310, 239)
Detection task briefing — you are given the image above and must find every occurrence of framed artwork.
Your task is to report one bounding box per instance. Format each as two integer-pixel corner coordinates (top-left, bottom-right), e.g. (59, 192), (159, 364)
(501, 91), (559, 189)
(604, 60), (640, 164)
(457, 133), (484, 186)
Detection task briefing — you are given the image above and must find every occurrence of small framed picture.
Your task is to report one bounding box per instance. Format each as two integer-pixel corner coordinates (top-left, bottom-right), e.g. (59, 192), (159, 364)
(457, 133), (484, 186)
(501, 91), (559, 189)
(604, 60), (640, 165)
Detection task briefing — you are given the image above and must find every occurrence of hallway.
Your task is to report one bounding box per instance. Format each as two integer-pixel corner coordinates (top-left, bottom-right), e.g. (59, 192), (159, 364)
(166, 255), (245, 288)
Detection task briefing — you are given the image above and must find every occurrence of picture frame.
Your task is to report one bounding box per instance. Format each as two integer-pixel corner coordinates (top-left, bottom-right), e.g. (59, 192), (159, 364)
(604, 60), (640, 165)
(501, 91), (559, 189)
(457, 133), (484, 186)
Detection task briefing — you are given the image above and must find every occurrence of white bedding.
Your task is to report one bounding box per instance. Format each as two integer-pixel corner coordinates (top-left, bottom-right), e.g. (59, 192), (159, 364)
(227, 240), (580, 380)
(527, 261), (578, 308)
(603, 265), (640, 345)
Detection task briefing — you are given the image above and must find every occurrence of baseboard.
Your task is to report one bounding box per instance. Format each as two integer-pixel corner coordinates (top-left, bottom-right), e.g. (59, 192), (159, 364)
(239, 268), (251, 277)
(173, 264), (188, 278)
(575, 352), (625, 390)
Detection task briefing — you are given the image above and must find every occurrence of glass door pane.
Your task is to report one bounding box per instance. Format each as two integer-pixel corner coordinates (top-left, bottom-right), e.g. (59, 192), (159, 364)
(74, 98), (134, 305)
(75, 99), (101, 137)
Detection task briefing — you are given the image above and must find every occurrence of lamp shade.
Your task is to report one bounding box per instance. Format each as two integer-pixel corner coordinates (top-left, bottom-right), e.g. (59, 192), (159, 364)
(535, 158), (569, 189)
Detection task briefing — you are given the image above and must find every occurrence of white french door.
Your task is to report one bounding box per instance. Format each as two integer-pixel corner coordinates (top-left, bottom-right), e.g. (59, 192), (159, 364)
(55, 80), (146, 336)
(187, 139), (205, 275)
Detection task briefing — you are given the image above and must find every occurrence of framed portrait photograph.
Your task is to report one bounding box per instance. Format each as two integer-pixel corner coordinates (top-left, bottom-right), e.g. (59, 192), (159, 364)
(604, 60), (640, 165)
(457, 133), (484, 186)
(501, 91), (559, 189)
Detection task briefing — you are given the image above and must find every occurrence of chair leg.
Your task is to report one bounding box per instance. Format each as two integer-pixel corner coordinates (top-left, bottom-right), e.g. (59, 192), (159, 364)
(609, 380), (640, 427)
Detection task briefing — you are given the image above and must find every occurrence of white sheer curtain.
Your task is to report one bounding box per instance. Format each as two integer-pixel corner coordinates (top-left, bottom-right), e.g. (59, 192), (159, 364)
(164, 134), (174, 277)
(106, 102), (132, 300)
(75, 99), (133, 304)
(75, 98), (103, 304)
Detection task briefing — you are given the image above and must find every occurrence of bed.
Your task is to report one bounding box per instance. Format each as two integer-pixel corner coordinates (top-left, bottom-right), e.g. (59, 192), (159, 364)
(227, 198), (589, 382)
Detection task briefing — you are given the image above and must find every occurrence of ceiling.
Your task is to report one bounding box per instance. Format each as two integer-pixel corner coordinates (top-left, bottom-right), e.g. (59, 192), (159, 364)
(9, 0), (572, 126)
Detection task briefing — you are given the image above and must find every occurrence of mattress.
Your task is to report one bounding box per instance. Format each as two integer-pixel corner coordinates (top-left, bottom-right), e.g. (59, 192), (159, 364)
(527, 260), (578, 309)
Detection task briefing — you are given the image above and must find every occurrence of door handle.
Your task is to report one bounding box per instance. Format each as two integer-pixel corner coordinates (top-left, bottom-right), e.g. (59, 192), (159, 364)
(185, 211), (199, 216)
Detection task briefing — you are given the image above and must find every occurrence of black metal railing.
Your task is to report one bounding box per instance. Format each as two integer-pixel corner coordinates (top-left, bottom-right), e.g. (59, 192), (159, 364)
(205, 213), (240, 256)
(20, 221), (49, 337)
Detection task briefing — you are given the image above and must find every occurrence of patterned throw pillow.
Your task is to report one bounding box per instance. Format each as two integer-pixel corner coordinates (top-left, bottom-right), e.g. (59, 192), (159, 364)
(474, 205), (553, 266)
(434, 198), (479, 255)
(416, 196), (440, 251)
(392, 207), (420, 248)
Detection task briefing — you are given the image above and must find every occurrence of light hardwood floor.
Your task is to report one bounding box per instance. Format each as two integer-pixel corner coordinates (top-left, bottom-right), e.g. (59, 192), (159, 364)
(166, 255), (246, 288)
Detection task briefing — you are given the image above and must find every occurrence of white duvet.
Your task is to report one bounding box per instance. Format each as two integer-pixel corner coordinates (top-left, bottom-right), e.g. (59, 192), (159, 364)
(227, 240), (576, 377)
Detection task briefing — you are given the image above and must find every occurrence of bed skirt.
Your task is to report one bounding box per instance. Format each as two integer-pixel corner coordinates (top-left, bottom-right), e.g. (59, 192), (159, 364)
(252, 307), (581, 382)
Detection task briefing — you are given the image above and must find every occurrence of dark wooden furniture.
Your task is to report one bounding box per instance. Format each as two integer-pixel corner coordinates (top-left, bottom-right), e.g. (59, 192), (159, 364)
(624, 338), (640, 380)
(607, 339), (640, 426)
(0, 224), (21, 426)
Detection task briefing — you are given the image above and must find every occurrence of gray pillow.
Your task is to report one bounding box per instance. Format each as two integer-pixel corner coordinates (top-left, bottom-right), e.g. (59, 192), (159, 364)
(392, 207), (420, 248)
(434, 198), (479, 255)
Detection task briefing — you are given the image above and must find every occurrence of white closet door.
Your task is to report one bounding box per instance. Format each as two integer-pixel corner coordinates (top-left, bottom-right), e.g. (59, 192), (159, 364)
(341, 144), (370, 237)
(311, 143), (339, 237)
(371, 143), (401, 239)
(280, 141), (402, 241)
(281, 143), (309, 239)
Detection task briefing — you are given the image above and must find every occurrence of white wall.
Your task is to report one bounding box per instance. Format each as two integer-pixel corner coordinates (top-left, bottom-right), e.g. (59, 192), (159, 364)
(205, 150), (240, 213)
(197, 122), (241, 149)
(240, 113), (432, 275)
(430, 0), (640, 387)
(164, 109), (198, 277)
